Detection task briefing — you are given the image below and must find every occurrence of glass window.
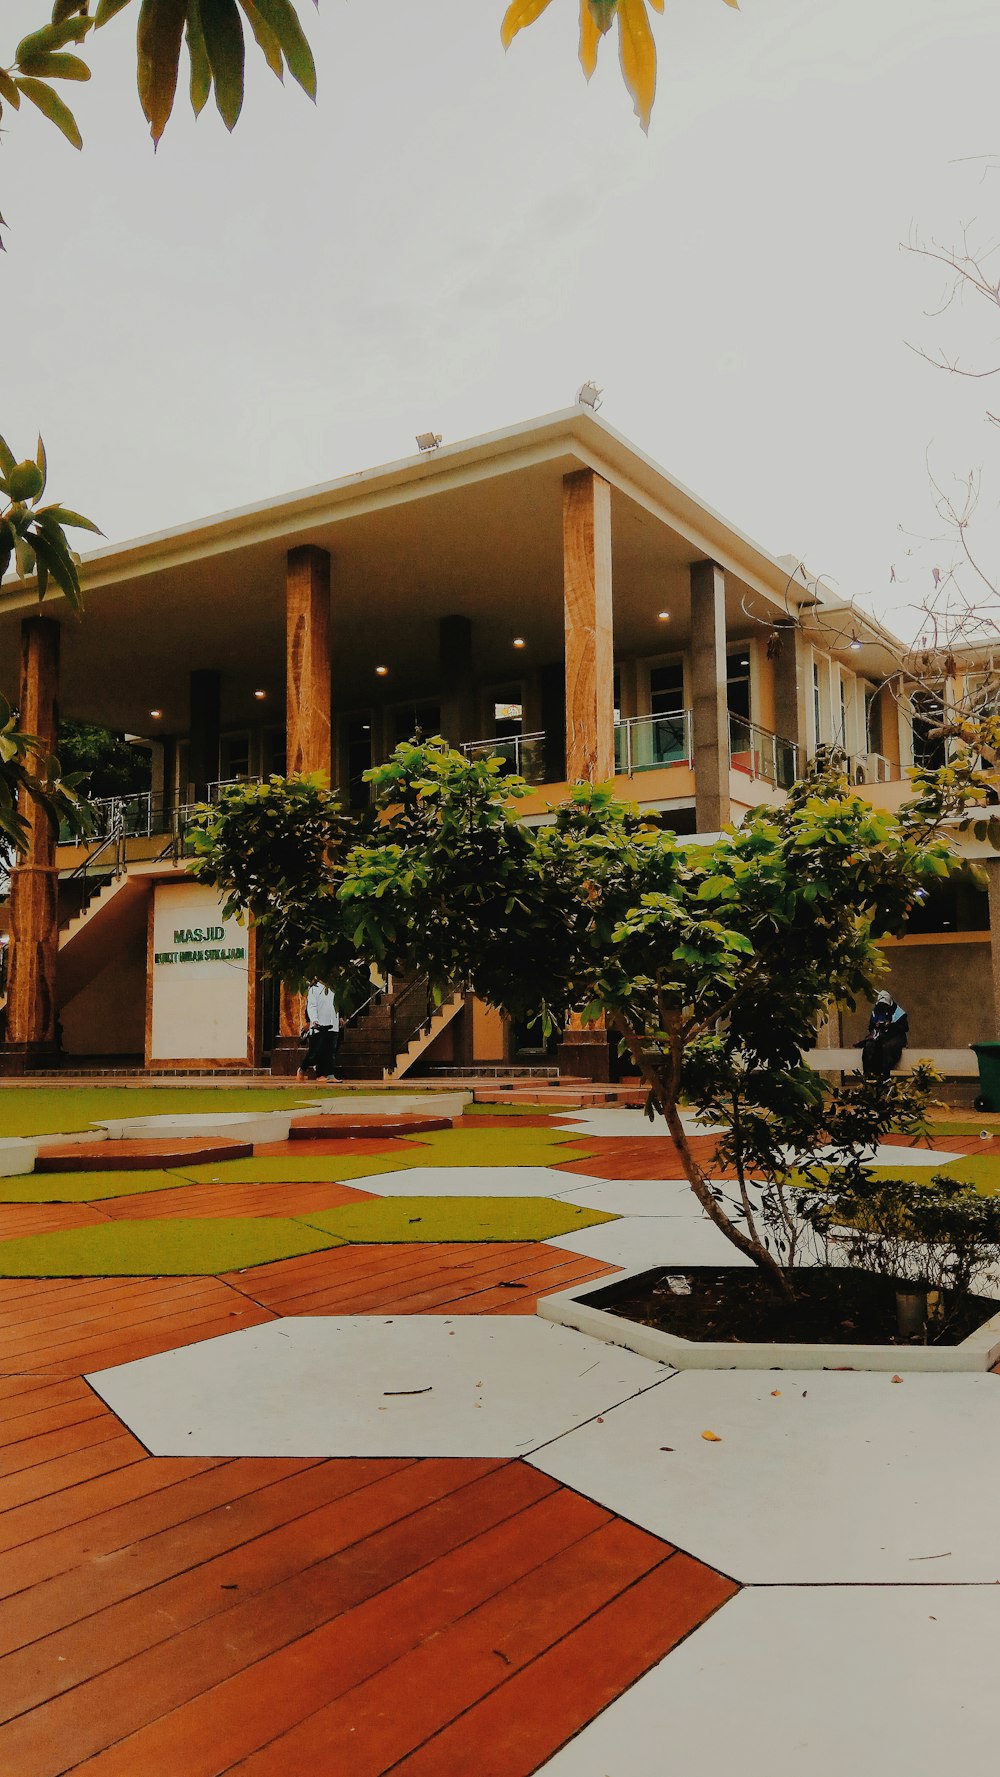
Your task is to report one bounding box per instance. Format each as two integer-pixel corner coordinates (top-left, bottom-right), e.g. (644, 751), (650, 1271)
(490, 687), (523, 740)
(727, 650), (751, 721)
(345, 715), (372, 811)
(910, 688), (947, 770)
(649, 662), (685, 715)
(219, 732), (251, 783)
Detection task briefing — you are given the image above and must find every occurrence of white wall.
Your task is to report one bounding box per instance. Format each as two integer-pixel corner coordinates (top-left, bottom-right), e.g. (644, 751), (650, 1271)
(148, 880), (251, 1063)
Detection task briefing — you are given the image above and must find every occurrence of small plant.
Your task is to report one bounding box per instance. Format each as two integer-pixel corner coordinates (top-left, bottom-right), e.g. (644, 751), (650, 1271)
(808, 1176), (1000, 1337)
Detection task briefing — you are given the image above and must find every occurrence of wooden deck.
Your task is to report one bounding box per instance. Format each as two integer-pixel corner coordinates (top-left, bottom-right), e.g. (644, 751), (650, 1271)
(0, 1240), (737, 1774)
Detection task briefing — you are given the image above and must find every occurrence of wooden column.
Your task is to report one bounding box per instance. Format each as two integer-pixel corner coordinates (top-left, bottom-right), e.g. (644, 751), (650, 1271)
(563, 470), (614, 783)
(3, 618), (61, 1071)
(689, 560), (729, 832)
(277, 545), (332, 1064)
(286, 544), (331, 779)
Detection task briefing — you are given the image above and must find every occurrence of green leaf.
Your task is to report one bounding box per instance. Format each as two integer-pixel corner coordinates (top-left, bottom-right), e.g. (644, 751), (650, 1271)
(35, 504), (102, 535)
(95, 0), (135, 23)
(136, 0), (188, 143)
(0, 70), (22, 109)
(14, 75), (83, 146)
(0, 435), (16, 479)
(239, 0), (283, 78)
(16, 18), (93, 59)
(35, 435), (47, 499)
(989, 818), (1000, 853)
(18, 52), (92, 80)
(29, 526), (83, 612)
(185, 0), (212, 114)
(200, 0), (245, 129)
(245, 0), (315, 97)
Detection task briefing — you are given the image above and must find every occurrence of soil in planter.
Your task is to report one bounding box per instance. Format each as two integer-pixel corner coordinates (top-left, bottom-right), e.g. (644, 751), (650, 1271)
(599, 1266), (1000, 1346)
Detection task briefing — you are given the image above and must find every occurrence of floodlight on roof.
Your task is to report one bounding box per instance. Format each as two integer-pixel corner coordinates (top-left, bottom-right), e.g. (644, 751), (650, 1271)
(577, 380), (603, 411)
(416, 432), (442, 452)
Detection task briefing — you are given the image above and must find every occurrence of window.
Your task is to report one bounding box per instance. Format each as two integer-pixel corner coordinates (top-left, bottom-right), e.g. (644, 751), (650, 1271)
(910, 687), (947, 770)
(219, 732), (251, 783)
(263, 727), (286, 777)
(726, 650), (751, 722)
(490, 687), (523, 740)
(345, 714), (372, 811)
(649, 662), (685, 715)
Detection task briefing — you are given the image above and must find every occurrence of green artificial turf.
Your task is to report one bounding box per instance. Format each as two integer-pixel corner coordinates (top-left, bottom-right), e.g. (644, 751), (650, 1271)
(461, 1103), (564, 1117)
(0, 1216), (341, 1277)
(927, 1118), (1000, 1137)
(867, 1154), (1000, 1196)
(385, 1127), (596, 1168)
(0, 1087), (336, 1139)
(0, 1169), (196, 1203)
(297, 1195), (616, 1244)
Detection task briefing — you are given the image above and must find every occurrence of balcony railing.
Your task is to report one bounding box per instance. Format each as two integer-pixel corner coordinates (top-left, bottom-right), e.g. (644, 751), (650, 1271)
(614, 709), (692, 775)
(460, 732), (547, 784)
(729, 715), (798, 789)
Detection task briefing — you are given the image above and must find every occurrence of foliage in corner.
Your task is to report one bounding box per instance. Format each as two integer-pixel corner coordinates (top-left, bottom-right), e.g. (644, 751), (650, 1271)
(0, 696), (89, 851)
(501, 0), (740, 131)
(0, 433), (101, 615)
(0, 0), (318, 174)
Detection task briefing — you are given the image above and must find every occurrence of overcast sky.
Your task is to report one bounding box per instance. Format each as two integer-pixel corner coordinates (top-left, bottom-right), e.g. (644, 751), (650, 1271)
(4, 0), (1000, 641)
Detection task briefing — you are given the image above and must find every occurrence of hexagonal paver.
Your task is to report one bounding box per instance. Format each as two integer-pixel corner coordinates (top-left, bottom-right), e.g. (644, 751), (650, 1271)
(533, 1584), (1000, 1775)
(86, 1315), (670, 1457)
(530, 1368), (1000, 1583)
(295, 1195), (614, 1244)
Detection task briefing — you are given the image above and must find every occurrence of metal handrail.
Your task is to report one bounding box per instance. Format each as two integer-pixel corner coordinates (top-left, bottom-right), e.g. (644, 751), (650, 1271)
(729, 714), (798, 789)
(460, 732), (546, 782)
(614, 709), (693, 775)
(65, 814), (127, 912)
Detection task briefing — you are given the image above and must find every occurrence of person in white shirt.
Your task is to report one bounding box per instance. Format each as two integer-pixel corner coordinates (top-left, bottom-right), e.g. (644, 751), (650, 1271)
(297, 980), (342, 1081)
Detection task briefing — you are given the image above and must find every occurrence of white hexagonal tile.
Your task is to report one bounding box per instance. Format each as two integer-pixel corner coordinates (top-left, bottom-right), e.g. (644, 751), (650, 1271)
(354, 1165), (604, 1198)
(530, 1368), (1000, 1582)
(535, 1585), (1000, 1774)
(87, 1315), (670, 1459)
(545, 1216), (754, 1268)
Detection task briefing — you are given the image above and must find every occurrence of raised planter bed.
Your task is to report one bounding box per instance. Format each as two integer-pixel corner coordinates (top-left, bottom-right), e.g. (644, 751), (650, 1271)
(537, 1262), (1000, 1373)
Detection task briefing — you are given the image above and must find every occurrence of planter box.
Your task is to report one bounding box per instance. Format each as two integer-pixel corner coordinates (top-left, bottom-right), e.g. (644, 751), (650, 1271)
(537, 1263), (1000, 1373)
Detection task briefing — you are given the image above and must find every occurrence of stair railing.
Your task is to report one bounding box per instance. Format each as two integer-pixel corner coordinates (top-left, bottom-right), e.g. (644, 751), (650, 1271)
(388, 975), (433, 1060)
(65, 811), (127, 916)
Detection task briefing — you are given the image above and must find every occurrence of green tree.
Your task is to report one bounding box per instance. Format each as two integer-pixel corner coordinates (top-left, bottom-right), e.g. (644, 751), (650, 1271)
(191, 740), (996, 1297)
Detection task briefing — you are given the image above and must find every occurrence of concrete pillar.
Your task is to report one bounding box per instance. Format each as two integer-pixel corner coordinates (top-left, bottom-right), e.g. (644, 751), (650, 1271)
(690, 560), (729, 832)
(540, 662), (566, 784)
(563, 469), (614, 783)
(773, 622), (809, 763)
(188, 669), (220, 801)
(438, 615), (476, 748)
(3, 617), (61, 1071)
(277, 545), (332, 1064)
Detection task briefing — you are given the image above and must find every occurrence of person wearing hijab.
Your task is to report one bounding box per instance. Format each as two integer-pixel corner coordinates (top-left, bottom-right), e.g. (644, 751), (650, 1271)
(860, 988), (909, 1080)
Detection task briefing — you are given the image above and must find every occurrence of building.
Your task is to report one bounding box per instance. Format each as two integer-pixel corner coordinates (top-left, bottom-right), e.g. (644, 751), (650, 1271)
(1, 407), (998, 1078)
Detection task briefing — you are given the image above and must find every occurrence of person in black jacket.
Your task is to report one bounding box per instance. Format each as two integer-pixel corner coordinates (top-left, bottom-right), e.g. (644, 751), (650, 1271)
(860, 989), (909, 1079)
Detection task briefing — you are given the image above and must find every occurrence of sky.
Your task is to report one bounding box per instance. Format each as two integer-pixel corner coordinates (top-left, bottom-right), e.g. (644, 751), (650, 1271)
(4, 0), (1000, 643)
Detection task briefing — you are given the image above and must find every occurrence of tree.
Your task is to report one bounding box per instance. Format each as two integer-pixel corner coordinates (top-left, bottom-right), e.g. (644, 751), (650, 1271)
(0, 0), (740, 217)
(191, 738), (997, 1298)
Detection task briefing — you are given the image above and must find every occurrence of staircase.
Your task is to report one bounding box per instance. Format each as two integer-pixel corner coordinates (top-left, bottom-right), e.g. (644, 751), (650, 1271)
(338, 975), (466, 1081)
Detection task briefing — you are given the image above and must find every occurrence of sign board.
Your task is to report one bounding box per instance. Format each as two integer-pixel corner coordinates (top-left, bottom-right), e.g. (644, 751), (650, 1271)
(148, 881), (253, 1064)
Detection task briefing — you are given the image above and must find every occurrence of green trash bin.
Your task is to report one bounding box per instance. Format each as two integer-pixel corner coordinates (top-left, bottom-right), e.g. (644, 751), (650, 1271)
(971, 1042), (1000, 1112)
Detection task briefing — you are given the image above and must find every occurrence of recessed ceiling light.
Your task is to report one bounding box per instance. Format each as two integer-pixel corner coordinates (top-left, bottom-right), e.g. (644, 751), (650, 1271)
(657, 610), (670, 622)
(375, 665), (388, 677)
(149, 709), (163, 719)
(254, 688), (267, 700)
(849, 632), (862, 652)
(512, 636), (526, 649)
